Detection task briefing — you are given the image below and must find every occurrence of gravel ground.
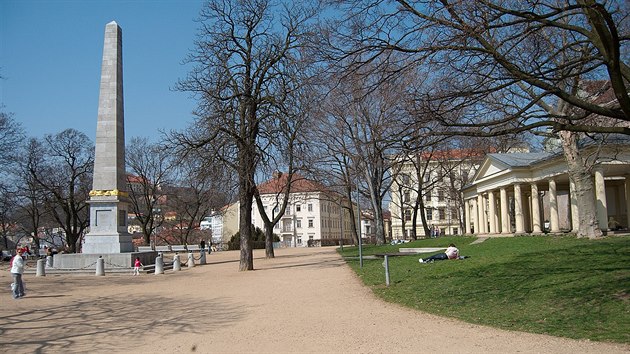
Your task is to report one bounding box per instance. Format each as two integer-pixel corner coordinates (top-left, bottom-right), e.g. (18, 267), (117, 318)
(1, 247), (628, 353)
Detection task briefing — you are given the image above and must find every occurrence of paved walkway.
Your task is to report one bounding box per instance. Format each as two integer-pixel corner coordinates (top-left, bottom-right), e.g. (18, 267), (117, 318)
(1, 247), (628, 353)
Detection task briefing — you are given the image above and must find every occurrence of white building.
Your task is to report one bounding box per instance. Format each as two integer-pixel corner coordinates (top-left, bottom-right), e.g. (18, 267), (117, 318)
(462, 142), (630, 235)
(389, 150), (483, 239)
(251, 172), (355, 247)
(205, 203), (239, 247)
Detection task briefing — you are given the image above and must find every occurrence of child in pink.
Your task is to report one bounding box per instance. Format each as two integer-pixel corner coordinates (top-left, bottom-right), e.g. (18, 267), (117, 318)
(133, 257), (143, 275)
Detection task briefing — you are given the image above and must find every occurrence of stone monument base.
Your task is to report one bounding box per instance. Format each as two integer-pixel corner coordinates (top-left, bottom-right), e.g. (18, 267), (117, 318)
(82, 234), (134, 254)
(53, 251), (157, 270)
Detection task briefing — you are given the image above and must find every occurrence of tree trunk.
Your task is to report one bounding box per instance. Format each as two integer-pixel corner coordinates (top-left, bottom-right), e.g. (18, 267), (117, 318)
(264, 224), (274, 258)
(559, 131), (603, 239)
(239, 186), (254, 271)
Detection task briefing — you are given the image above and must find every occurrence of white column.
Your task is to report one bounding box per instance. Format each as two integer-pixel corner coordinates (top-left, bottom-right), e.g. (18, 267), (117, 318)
(500, 187), (510, 234)
(549, 179), (560, 233)
(480, 194), (488, 234)
(471, 198), (479, 235)
(488, 191), (497, 234)
(464, 199), (471, 234)
(514, 184), (524, 233)
(569, 178), (579, 233)
(625, 176), (630, 229)
(531, 183), (542, 233)
(594, 167), (608, 231)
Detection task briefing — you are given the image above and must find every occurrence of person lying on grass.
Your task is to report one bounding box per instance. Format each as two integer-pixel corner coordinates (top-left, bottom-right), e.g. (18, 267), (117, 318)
(419, 243), (468, 263)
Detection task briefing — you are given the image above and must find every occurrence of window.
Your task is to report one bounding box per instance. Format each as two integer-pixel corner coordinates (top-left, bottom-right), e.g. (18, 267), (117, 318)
(296, 204), (301, 212)
(452, 227), (459, 235)
(438, 189), (445, 202)
(297, 237), (302, 245)
(307, 203), (313, 212)
(438, 208), (445, 220)
(426, 208), (432, 221)
(404, 209), (411, 221)
(425, 189), (432, 201)
(401, 173), (410, 185)
(404, 191), (410, 203)
(308, 219), (314, 228)
(296, 219), (302, 228)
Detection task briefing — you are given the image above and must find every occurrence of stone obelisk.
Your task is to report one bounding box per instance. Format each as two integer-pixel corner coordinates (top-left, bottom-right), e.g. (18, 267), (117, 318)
(83, 21), (133, 254)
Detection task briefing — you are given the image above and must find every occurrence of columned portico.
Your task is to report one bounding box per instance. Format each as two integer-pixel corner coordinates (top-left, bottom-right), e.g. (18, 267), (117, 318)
(531, 183), (542, 233)
(459, 147), (630, 238)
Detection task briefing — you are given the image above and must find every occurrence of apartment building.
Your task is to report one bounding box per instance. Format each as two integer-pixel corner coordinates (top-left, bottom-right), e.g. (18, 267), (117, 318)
(251, 172), (355, 247)
(389, 150), (482, 239)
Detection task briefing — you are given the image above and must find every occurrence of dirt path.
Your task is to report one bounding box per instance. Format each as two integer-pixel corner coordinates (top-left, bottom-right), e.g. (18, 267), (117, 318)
(1, 247), (628, 353)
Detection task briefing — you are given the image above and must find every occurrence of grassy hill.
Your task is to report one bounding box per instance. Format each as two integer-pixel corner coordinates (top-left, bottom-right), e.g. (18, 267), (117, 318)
(338, 235), (630, 343)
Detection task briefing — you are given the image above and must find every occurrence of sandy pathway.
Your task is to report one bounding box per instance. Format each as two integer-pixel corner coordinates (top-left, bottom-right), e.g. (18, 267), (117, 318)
(1, 247), (628, 353)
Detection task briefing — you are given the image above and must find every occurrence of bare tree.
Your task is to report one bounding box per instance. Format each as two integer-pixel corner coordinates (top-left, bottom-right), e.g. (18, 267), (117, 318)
(322, 0), (629, 238)
(27, 130), (93, 253)
(0, 108), (23, 250)
(162, 154), (229, 248)
(313, 63), (411, 245)
(126, 137), (175, 247)
(173, 0), (316, 270)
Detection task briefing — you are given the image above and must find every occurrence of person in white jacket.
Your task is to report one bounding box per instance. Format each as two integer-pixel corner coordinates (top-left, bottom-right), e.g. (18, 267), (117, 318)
(419, 243), (460, 263)
(11, 248), (25, 299)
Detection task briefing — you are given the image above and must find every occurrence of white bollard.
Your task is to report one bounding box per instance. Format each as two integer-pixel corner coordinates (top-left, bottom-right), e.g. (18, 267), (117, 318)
(199, 250), (206, 265)
(154, 255), (164, 275)
(188, 252), (195, 268)
(95, 257), (105, 276)
(36, 258), (46, 276)
(173, 253), (181, 271)
(46, 255), (53, 268)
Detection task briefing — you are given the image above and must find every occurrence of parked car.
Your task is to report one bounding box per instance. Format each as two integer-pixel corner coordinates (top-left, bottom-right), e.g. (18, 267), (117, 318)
(1, 250), (13, 261)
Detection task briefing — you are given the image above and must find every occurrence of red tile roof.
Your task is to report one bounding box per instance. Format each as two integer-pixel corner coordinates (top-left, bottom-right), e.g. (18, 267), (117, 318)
(257, 172), (331, 194)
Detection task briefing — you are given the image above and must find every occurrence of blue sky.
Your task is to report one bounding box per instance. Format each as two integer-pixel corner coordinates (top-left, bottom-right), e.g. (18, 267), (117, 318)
(1, 0), (204, 142)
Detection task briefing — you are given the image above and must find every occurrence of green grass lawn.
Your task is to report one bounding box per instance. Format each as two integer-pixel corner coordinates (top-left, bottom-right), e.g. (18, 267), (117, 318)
(338, 235), (630, 343)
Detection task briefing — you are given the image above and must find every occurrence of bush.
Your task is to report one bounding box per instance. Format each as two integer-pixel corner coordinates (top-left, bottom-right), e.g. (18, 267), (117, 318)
(228, 225), (280, 250)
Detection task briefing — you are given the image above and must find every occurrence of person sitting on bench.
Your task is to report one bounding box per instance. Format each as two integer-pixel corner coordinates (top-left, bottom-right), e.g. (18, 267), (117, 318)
(419, 243), (459, 263)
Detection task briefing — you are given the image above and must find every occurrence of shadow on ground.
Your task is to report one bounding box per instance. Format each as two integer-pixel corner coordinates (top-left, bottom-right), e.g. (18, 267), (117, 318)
(0, 293), (247, 353)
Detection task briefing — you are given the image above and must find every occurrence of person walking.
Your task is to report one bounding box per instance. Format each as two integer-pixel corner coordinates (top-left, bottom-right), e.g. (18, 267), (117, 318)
(133, 257), (143, 276)
(11, 248), (26, 299)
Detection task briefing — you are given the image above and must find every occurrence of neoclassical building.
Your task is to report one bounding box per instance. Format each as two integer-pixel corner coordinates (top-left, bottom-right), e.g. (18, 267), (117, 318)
(461, 143), (630, 235)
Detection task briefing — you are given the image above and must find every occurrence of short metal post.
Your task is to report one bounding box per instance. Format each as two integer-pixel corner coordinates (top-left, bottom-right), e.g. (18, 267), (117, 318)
(154, 255), (164, 275)
(95, 257), (105, 276)
(36, 258), (46, 276)
(188, 252), (195, 268)
(173, 253), (181, 271)
(384, 255), (390, 287)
